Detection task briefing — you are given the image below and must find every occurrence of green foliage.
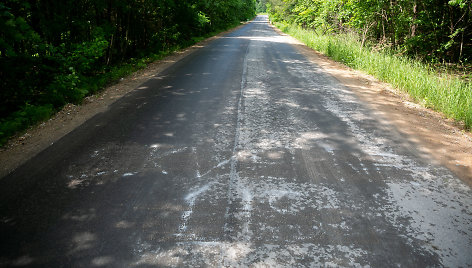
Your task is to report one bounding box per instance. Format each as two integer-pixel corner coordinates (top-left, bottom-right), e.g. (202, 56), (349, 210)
(268, 0), (472, 63)
(0, 2), (41, 57)
(0, 104), (53, 145)
(0, 0), (256, 146)
(44, 67), (83, 107)
(68, 35), (109, 74)
(275, 22), (472, 129)
(256, 0), (269, 12)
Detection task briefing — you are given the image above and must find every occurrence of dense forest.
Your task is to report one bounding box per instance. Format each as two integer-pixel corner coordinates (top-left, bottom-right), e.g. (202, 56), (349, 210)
(0, 0), (256, 145)
(266, 0), (471, 63)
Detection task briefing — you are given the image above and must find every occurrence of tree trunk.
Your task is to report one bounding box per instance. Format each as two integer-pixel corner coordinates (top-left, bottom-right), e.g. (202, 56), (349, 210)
(411, 0), (417, 37)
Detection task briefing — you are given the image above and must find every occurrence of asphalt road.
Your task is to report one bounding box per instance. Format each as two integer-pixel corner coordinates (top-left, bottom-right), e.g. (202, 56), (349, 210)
(1, 15), (471, 267)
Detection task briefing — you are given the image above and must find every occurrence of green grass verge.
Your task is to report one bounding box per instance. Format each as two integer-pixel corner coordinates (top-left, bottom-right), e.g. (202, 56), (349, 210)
(0, 23), (242, 147)
(275, 22), (472, 130)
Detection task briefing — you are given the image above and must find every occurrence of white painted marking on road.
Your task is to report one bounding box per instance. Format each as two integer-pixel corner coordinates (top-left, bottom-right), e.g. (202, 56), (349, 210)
(224, 39), (254, 245)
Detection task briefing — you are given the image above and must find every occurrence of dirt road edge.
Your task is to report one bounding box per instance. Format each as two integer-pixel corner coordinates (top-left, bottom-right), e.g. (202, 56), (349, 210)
(271, 24), (472, 185)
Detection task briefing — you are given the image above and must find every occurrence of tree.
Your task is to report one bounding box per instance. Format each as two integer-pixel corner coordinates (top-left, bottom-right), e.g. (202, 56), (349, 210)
(267, 0), (471, 62)
(0, 0), (256, 121)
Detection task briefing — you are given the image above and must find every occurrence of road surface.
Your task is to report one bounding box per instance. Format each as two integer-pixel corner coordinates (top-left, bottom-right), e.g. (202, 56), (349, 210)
(1, 15), (471, 267)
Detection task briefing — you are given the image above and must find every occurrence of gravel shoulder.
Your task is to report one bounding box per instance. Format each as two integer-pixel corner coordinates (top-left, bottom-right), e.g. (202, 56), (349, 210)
(1, 22), (471, 186)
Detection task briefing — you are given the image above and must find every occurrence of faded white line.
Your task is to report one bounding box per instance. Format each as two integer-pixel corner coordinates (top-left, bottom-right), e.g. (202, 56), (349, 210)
(224, 40), (254, 244)
(177, 183), (213, 237)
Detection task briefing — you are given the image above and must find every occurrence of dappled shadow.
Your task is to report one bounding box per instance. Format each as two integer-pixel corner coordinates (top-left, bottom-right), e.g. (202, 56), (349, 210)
(0, 15), (250, 265)
(0, 14), (470, 267)
(289, 40), (472, 185)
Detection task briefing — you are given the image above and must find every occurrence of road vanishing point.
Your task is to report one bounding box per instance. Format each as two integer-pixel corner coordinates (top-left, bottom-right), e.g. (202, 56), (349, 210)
(1, 15), (471, 267)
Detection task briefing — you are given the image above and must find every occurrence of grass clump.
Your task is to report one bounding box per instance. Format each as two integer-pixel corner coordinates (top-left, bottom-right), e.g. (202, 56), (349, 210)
(0, 105), (54, 146)
(275, 22), (472, 130)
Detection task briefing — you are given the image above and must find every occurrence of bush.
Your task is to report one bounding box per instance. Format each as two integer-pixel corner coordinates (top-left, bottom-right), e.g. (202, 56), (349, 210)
(0, 104), (53, 145)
